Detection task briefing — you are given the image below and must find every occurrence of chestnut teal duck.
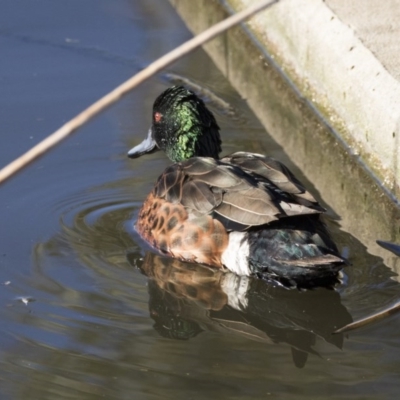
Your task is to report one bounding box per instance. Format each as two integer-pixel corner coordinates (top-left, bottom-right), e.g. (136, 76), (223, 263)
(128, 86), (346, 288)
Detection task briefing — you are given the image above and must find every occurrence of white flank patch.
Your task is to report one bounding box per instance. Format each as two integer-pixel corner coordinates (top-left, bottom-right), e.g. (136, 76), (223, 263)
(220, 273), (250, 310)
(221, 231), (250, 276)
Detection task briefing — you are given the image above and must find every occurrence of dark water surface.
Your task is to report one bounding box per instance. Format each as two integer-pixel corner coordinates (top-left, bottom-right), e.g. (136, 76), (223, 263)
(1, 0), (400, 399)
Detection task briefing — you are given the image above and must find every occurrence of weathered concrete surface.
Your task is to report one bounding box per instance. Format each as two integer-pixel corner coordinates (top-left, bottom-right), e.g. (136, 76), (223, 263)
(326, 0), (400, 81)
(169, 0), (400, 274)
(231, 0), (400, 200)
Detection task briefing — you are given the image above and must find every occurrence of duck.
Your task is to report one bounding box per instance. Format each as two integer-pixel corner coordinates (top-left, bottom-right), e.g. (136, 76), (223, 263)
(128, 85), (346, 288)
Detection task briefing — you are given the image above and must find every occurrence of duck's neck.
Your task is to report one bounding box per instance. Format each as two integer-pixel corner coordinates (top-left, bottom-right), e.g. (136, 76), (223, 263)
(165, 126), (204, 162)
(195, 125), (222, 160)
(163, 127), (221, 162)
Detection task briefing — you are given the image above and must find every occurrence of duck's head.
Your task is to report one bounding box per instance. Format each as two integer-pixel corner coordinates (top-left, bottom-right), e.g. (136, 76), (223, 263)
(127, 86), (222, 162)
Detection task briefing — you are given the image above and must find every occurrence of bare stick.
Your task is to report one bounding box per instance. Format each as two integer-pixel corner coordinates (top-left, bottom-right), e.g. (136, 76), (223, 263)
(0, 0), (277, 185)
(333, 300), (400, 334)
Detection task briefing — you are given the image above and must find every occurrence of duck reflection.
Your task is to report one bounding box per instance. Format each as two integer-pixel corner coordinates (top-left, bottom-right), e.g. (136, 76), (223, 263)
(136, 252), (352, 368)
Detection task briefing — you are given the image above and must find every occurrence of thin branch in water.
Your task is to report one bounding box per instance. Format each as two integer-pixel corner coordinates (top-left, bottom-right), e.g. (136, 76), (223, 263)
(164, 73), (239, 119)
(0, 0), (278, 186)
(333, 300), (400, 334)
(376, 240), (400, 257)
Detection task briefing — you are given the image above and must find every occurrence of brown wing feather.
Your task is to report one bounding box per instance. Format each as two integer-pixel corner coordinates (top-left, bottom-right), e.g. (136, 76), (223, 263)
(152, 155), (324, 231)
(181, 180), (220, 215)
(215, 188), (280, 226)
(223, 152), (324, 210)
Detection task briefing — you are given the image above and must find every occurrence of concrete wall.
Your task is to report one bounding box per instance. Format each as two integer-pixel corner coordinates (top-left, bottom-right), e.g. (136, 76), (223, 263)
(231, 0), (400, 198)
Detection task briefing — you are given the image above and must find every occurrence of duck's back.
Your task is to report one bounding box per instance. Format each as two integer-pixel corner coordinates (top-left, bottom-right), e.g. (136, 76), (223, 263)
(136, 152), (344, 287)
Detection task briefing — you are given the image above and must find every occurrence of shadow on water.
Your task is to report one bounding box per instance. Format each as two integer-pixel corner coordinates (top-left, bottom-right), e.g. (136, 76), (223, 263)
(132, 252), (352, 369)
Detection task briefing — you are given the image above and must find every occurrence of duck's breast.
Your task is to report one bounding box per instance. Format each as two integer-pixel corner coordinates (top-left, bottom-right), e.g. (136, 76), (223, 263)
(136, 191), (229, 267)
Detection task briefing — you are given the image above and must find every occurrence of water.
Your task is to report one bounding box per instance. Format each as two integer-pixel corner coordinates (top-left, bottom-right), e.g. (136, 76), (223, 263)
(1, 0), (400, 398)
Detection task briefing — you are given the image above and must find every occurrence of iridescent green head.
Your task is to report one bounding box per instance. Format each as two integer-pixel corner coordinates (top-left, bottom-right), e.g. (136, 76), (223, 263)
(128, 86), (222, 162)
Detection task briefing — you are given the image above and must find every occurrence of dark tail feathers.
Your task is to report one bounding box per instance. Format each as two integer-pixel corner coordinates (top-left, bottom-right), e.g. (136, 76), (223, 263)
(247, 216), (346, 288)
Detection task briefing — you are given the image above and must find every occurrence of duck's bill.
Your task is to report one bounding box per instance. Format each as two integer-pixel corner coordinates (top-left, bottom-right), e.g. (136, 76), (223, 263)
(127, 128), (159, 158)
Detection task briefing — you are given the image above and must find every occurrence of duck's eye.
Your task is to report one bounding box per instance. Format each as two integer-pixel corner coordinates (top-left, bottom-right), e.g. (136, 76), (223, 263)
(154, 112), (163, 123)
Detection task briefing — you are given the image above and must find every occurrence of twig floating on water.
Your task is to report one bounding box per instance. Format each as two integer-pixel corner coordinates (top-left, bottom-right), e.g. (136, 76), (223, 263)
(376, 240), (400, 257)
(333, 300), (400, 334)
(164, 73), (240, 119)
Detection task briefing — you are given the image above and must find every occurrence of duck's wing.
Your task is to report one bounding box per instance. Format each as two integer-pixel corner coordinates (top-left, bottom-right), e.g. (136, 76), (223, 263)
(222, 152), (325, 213)
(154, 156), (323, 231)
